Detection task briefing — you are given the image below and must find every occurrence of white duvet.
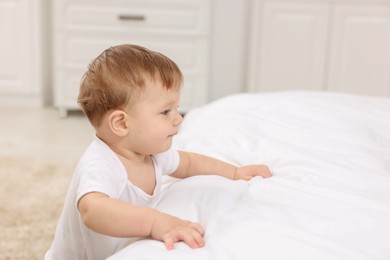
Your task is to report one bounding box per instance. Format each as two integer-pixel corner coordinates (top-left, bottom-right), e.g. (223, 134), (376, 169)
(109, 91), (390, 260)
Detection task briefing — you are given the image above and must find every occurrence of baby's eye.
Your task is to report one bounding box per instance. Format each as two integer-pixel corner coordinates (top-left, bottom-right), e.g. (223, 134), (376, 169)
(161, 109), (171, 115)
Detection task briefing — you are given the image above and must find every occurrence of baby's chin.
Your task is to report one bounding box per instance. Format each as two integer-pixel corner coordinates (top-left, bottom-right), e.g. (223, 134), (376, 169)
(152, 141), (173, 155)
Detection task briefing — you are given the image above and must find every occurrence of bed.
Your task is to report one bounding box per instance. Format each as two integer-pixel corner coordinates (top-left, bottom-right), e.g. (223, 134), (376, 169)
(108, 91), (390, 260)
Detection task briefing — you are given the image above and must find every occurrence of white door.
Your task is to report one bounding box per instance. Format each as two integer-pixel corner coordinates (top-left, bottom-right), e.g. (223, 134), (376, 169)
(248, 1), (329, 92)
(328, 4), (390, 96)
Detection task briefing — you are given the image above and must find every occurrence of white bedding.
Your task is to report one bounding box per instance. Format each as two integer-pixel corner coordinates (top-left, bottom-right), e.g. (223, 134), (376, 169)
(109, 91), (390, 260)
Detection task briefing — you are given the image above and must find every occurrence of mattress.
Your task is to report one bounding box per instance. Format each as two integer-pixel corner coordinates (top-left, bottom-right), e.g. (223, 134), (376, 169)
(109, 91), (390, 260)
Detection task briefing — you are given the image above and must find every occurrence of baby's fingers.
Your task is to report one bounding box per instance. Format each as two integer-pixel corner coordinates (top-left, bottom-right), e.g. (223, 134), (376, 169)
(189, 222), (205, 236)
(164, 236), (175, 250)
(188, 225), (205, 248)
(255, 165), (272, 178)
(179, 228), (205, 249)
(163, 225), (204, 250)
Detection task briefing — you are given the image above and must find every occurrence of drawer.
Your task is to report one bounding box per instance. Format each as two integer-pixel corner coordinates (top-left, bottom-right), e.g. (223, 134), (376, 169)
(54, 0), (210, 34)
(55, 32), (210, 74)
(53, 0), (211, 113)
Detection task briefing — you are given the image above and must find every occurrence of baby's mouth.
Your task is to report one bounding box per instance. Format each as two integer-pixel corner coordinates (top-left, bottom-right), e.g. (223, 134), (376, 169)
(168, 132), (177, 138)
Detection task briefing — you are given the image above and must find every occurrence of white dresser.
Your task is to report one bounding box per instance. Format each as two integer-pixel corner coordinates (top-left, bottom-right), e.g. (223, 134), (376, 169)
(52, 0), (211, 117)
(247, 0), (390, 97)
(0, 0), (45, 106)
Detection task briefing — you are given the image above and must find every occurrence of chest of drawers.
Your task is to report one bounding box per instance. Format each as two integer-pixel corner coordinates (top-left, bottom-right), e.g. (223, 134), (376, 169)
(53, 0), (211, 117)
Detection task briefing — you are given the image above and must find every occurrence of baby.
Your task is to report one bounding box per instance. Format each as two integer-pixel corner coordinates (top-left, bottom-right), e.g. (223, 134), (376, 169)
(45, 44), (272, 260)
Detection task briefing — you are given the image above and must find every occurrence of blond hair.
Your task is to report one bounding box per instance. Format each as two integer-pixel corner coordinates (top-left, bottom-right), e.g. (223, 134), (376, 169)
(78, 44), (183, 127)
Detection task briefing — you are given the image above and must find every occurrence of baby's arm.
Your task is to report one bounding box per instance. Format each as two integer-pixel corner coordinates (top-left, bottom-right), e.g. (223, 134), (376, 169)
(170, 151), (272, 180)
(78, 192), (204, 250)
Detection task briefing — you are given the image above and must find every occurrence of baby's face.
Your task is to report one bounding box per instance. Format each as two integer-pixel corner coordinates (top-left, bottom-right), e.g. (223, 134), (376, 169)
(124, 80), (183, 155)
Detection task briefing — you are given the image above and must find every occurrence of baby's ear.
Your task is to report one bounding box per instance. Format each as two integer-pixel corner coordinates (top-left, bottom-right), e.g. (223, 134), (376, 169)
(107, 110), (128, 137)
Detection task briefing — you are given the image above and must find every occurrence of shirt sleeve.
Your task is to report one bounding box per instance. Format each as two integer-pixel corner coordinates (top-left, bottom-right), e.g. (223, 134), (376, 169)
(76, 159), (125, 204)
(153, 148), (180, 175)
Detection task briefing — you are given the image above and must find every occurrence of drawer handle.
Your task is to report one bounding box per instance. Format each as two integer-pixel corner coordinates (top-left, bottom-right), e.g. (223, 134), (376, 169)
(118, 14), (146, 21)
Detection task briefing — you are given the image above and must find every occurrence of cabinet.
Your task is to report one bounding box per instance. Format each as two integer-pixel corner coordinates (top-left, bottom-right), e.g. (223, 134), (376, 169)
(0, 0), (44, 106)
(248, 0), (390, 97)
(53, 0), (211, 117)
(329, 4), (390, 96)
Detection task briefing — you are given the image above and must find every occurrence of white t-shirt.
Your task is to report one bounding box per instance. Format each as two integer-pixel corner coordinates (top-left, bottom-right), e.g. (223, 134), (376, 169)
(45, 136), (180, 260)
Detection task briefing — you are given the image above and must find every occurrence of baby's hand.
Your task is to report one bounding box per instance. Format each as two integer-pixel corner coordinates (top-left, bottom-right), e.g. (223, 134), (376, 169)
(150, 211), (205, 250)
(234, 164), (272, 180)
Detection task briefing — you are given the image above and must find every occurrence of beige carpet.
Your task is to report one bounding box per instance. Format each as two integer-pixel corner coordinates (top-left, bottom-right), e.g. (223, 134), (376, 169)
(0, 157), (77, 259)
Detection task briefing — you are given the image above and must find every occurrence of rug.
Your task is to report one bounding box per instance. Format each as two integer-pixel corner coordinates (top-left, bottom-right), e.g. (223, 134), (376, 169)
(0, 157), (77, 260)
